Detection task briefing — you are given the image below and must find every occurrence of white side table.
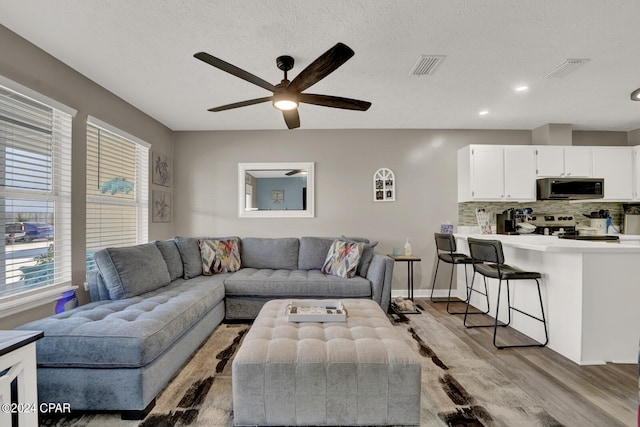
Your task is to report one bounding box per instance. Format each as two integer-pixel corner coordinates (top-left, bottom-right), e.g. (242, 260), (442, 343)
(0, 330), (43, 427)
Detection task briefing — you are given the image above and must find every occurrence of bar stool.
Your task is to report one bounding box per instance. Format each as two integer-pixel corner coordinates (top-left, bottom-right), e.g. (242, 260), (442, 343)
(464, 238), (548, 349)
(430, 233), (489, 315)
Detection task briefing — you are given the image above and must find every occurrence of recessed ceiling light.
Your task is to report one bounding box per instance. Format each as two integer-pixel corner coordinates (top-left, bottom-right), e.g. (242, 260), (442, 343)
(478, 110), (489, 116)
(515, 85), (529, 92)
(631, 88), (640, 101)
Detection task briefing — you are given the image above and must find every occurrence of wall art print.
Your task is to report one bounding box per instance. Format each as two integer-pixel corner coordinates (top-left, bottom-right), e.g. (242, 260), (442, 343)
(152, 190), (172, 223)
(373, 168), (395, 202)
(152, 151), (172, 187)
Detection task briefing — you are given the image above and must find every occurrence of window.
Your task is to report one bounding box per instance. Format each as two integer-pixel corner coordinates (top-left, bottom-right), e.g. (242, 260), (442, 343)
(0, 84), (73, 304)
(86, 118), (149, 271)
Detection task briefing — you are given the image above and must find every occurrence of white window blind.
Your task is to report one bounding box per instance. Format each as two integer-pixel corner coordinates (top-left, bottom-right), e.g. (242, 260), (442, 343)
(86, 121), (148, 271)
(0, 85), (72, 298)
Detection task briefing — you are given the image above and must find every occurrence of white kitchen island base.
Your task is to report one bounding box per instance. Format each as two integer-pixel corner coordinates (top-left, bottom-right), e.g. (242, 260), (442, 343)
(455, 234), (640, 365)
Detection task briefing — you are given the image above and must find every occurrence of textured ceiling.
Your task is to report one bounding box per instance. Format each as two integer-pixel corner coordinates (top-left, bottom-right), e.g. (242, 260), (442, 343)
(2, 0), (640, 132)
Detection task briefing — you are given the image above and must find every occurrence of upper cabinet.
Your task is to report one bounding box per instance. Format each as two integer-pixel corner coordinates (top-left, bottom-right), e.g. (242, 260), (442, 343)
(458, 145), (536, 202)
(635, 147), (640, 200)
(535, 147), (592, 177)
(458, 144), (638, 203)
(592, 147), (633, 201)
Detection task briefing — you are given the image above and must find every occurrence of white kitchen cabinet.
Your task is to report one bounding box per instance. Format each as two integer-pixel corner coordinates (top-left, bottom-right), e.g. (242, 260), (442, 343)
(592, 147), (633, 200)
(633, 147), (640, 200)
(458, 145), (536, 202)
(504, 147), (537, 199)
(535, 146), (592, 177)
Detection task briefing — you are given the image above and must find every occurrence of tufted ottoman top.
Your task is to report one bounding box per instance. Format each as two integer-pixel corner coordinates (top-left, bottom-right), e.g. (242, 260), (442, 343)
(236, 299), (415, 365)
(232, 298), (422, 426)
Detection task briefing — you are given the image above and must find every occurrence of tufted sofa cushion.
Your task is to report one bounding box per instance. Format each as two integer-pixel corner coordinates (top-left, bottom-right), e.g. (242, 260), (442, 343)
(298, 237), (335, 270)
(20, 275), (227, 368)
(154, 239), (184, 281)
(241, 237), (299, 270)
(224, 268), (371, 299)
(94, 243), (171, 300)
(232, 299), (421, 426)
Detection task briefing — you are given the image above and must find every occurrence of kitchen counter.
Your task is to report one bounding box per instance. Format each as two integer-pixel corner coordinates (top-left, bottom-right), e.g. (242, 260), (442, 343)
(454, 233), (640, 365)
(455, 233), (640, 253)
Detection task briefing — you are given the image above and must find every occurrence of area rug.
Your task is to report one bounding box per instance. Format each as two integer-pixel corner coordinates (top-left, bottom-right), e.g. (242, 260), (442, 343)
(41, 305), (564, 427)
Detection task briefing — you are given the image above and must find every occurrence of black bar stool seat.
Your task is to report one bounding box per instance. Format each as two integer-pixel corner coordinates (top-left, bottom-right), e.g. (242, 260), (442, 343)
(439, 252), (475, 264)
(431, 233), (489, 315)
(464, 238), (548, 349)
(474, 263), (542, 281)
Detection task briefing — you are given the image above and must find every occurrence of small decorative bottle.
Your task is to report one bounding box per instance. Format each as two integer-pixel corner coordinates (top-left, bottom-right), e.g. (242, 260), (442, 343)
(404, 238), (412, 256)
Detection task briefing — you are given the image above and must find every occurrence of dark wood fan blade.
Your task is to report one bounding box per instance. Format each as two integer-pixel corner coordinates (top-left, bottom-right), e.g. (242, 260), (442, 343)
(194, 52), (276, 92)
(288, 43), (354, 93)
(299, 93), (371, 111)
(283, 109), (300, 129)
(208, 97), (273, 112)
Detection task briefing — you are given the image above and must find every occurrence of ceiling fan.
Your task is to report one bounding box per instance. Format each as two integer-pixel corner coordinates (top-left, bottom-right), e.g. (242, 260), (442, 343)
(194, 42), (371, 129)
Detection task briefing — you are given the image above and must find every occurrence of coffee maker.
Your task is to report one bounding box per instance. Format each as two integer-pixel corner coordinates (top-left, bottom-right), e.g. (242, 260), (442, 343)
(496, 209), (518, 235)
(623, 204), (640, 235)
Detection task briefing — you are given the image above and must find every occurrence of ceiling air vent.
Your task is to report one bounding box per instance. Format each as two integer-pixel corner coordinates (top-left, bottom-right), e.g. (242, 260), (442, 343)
(542, 58), (591, 78)
(410, 55), (445, 76)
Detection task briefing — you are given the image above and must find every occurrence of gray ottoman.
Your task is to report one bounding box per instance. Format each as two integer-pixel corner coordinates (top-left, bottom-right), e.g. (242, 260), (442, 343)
(232, 299), (421, 426)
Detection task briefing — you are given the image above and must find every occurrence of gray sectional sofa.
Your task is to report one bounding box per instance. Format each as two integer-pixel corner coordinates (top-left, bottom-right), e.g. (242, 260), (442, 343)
(17, 236), (393, 419)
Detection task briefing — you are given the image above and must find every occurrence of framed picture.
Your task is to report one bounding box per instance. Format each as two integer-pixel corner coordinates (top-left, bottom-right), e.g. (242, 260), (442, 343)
(152, 190), (171, 223)
(272, 190), (284, 204)
(152, 151), (172, 187)
(373, 168), (395, 202)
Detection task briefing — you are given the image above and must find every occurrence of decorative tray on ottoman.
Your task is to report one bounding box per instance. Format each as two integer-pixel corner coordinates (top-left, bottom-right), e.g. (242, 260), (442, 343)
(286, 299), (347, 322)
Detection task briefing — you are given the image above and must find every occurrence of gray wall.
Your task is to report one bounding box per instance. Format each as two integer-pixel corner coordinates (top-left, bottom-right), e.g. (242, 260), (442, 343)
(0, 25), (174, 328)
(173, 129), (531, 296)
(572, 130), (628, 146)
(2, 21), (638, 327)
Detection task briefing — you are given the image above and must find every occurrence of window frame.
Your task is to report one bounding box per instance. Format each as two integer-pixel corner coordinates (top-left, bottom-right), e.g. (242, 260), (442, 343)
(85, 116), (149, 272)
(0, 77), (76, 318)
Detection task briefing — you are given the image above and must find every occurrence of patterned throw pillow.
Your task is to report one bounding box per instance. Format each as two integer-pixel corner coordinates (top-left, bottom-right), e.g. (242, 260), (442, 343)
(340, 235), (379, 277)
(199, 238), (241, 275)
(321, 239), (365, 278)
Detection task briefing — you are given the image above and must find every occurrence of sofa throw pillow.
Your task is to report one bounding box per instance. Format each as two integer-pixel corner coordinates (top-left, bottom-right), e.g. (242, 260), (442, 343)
(321, 239), (365, 279)
(341, 235), (378, 277)
(199, 238), (241, 275)
(175, 235), (241, 279)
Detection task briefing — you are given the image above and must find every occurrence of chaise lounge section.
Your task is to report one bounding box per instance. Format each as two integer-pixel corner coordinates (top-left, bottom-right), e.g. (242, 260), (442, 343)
(16, 235), (393, 418)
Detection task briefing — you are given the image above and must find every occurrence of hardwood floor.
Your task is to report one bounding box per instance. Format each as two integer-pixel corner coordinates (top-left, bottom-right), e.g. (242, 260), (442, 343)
(416, 297), (638, 427)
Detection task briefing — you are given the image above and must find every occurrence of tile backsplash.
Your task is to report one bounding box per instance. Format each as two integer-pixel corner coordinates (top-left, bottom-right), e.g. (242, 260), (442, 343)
(458, 201), (626, 230)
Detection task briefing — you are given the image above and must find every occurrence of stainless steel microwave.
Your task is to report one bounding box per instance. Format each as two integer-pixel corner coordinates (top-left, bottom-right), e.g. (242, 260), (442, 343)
(536, 177), (604, 200)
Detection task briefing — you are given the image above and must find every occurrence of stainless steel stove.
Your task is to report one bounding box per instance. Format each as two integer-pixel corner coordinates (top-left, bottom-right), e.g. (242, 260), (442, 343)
(525, 213), (576, 235)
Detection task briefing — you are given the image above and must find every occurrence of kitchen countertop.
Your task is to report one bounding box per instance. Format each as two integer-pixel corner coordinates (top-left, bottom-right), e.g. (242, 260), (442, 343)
(454, 233), (640, 253)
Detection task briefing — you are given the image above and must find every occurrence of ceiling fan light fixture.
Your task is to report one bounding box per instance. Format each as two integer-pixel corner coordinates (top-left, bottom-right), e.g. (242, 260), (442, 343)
(631, 88), (640, 101)
(273, 92), (299, 111)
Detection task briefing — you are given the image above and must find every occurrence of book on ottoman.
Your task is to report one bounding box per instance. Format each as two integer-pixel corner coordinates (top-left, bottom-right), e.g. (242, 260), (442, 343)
(286, 299), (347, 322)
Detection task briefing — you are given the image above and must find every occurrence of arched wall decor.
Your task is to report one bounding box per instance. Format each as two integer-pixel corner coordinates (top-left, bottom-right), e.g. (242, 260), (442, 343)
(373, 168), (395, 202)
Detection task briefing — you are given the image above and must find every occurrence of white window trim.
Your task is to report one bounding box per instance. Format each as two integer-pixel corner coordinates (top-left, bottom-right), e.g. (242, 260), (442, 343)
(0, 76), (76, 316)
(87, 116), (151, 149)
(0, 76), (77, 117)
(86, 117), (149, 263)
(0, 283), (77, 319)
